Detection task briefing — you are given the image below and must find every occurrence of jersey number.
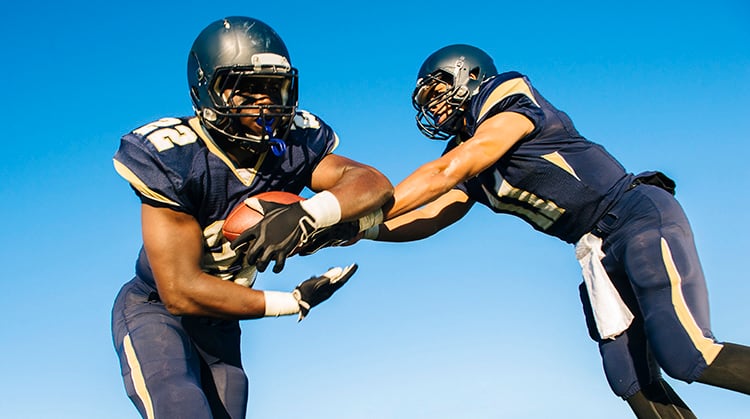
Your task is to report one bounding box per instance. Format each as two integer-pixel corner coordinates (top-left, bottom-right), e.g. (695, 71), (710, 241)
(482, 180), (565, 230)
(133, 118), (197, 152)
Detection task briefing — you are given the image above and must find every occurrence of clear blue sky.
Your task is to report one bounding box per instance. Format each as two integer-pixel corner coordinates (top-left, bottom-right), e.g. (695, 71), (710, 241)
(1, 1), (748, 418)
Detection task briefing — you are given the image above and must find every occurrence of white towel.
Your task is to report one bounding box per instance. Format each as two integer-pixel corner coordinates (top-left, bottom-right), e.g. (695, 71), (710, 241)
(575, 233), (634, 340)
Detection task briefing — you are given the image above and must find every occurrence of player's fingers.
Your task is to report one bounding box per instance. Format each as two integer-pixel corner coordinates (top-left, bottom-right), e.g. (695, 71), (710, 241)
(254, 258), (268, 272)
(271, 252), (289, 274)
(324, 263), (358, 284)
(339, 263), (358, 283)
(245, 246), (263, 269)
(230, 228), (259, 250)
(242, 232), (269, 264)
(255, 248), (279, 273)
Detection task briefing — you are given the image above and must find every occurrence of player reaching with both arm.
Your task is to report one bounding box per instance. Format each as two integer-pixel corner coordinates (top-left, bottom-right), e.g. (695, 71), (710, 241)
(300, 44), (750, 418)
(110, 17), (392, 419)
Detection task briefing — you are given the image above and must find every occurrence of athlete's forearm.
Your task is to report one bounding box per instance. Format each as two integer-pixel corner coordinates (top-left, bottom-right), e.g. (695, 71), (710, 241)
(371, 189), (472, 242)
(309, 154), (393, 222)
(160, 271), (270, 319)
(384, 161), (463, 219)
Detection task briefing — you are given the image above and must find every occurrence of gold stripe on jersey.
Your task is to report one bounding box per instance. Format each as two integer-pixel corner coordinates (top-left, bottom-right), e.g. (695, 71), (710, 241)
(542, 152), (582, 181)
(189, 117), (267, 187)
(661, 237), (723, 364)
(478, 77), (540, 122)
(113, 159), (180, 207)
(123, 334), (155, 419)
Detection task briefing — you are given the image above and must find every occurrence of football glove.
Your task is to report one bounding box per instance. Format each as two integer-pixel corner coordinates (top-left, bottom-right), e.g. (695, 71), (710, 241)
(293, 264), (358, 321)
(295, 221), (361, 256)
(230, 199), (317, 273)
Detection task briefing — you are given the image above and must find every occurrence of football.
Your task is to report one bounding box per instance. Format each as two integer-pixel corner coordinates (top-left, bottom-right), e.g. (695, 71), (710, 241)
(222, 191), (304, 241)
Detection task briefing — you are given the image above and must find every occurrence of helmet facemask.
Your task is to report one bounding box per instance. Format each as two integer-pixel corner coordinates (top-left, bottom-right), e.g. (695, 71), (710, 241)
(412, 44), (497, 141)
(412, 70), (470, 141)
(200, 62), (298, 153)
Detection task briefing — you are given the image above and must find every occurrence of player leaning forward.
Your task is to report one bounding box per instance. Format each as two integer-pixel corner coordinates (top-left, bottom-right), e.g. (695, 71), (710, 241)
(308, 44), (750, 417)
(110, 17), (392, 419)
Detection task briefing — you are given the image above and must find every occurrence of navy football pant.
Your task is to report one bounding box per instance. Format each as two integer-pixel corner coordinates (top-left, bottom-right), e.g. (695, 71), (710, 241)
(112, 277), (248, 418)
(579, 184), (724, 399)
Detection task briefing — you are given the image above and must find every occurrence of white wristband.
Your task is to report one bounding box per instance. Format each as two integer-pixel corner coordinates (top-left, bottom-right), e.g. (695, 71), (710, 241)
(362, 225), (380, 240)
(299, 191), (341, 228)
(357, 209), (383, 232)
(263, 291), (300, 317)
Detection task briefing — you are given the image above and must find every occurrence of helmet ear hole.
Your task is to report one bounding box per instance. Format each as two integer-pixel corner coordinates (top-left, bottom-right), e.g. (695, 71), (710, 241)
(468, 66), (481, 80)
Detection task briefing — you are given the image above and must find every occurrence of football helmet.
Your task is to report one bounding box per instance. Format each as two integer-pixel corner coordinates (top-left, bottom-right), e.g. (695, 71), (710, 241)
(412, 44), (497, 140)
(188, 17), (298, 153)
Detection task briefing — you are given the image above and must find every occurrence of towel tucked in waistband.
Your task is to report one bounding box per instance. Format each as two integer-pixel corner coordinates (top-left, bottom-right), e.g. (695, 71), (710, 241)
(575, 232), (634, 340)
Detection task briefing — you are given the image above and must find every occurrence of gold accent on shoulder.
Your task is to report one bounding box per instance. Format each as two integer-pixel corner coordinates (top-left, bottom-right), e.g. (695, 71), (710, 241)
(478, 77), (540, 121)
(113, 159), (180, 207)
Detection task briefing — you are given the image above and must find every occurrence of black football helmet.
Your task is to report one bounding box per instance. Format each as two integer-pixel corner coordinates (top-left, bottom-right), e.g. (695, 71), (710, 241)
(412, 44), (497, 140)
(188, 17), (298, 153)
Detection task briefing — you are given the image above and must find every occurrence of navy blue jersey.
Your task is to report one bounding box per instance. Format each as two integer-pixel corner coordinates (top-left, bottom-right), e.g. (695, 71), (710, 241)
(113, 112), (339, 287)
(450, 72), (634, 243)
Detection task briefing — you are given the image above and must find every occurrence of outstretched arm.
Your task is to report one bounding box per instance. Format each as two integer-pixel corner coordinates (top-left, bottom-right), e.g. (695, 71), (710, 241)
(294, 188), (473, 255)
(374, 189), (473, 242)
(384, 111), (533, 219)
(291, 112), (531, 253)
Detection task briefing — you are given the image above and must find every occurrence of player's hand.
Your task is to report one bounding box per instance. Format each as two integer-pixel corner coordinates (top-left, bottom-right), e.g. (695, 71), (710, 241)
(293, 264), (358, 321)
(295, 221), (361, 256)
(230, 199), (317, 273)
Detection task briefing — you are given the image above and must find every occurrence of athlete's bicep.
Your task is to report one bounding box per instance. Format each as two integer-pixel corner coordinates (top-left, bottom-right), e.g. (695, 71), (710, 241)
(445, 111), (534, 180)
(309, 153), (363, 191)
(386, 111), (532, 219)
(141, 204), (204, 298)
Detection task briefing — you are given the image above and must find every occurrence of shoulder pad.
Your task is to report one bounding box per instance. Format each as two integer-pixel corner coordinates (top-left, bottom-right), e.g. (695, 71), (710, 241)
(292, 110), (321, 130)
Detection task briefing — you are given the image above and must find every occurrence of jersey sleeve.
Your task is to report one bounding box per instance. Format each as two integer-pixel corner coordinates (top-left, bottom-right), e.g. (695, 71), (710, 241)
(286, 111), (340, 185)
(112, 118), (199, 213)
(293, 110), (340, 155)
(473, 74), (545, 132)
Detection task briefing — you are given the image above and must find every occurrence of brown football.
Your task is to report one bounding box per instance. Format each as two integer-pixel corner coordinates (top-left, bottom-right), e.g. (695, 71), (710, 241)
(222, 191), (304, 241)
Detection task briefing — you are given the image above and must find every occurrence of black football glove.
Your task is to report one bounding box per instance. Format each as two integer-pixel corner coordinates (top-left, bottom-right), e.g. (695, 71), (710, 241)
(293, 264), (358, 321)
(230, 199), (318, 273)
(295, 221), (360, 256)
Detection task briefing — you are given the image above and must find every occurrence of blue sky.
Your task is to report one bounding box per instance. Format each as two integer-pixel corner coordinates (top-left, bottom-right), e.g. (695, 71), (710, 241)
(1, 1), (748, 418)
